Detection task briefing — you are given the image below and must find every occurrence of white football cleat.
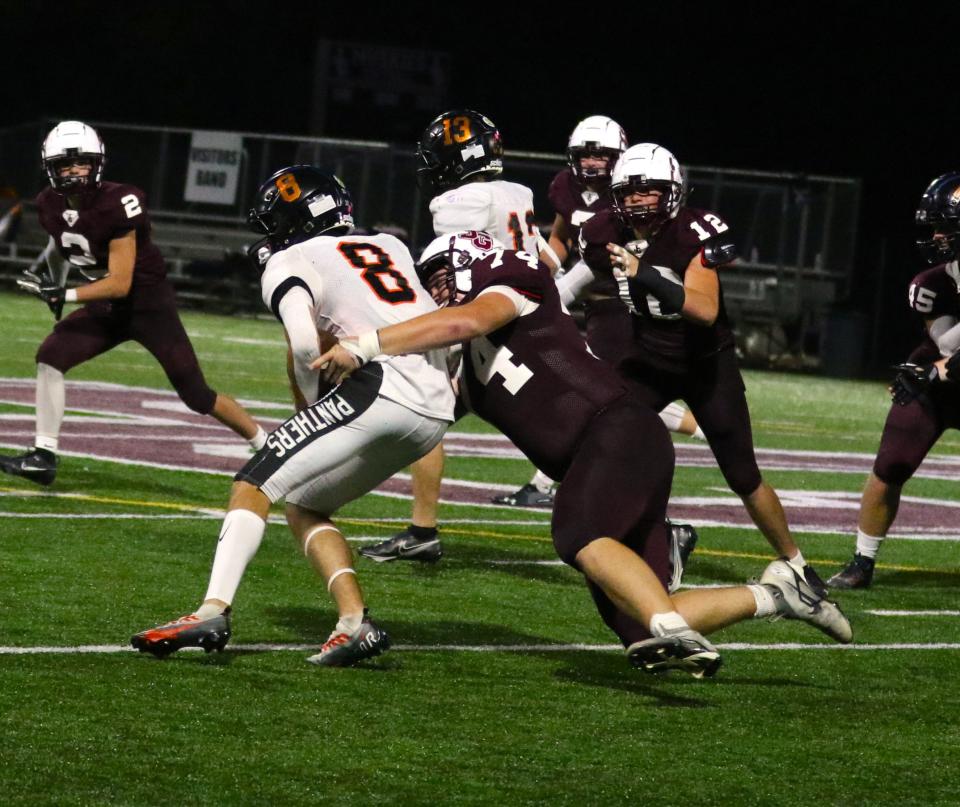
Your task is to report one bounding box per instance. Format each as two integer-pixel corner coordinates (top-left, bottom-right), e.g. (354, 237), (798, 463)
(760, 559), (853, 644)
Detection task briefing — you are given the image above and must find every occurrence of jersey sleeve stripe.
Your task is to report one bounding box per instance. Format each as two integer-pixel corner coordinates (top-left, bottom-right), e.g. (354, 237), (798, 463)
(270, 277), (314, 321)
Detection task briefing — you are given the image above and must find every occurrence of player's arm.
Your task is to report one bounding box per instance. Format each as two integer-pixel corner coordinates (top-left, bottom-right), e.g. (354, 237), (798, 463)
(277, 287), (323, 406)
(679, 255), (720, 325)
(607, 237), (729, 324)
(74, 230), (136, 301)
(285, 338), (309, 411)
(926, 314), (960, 357)
(313, 292), (518, 385)
(544, 213), (571, 274)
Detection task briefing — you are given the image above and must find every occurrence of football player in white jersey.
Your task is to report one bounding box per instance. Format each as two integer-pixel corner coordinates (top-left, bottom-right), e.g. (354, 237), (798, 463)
(132, 166), (455, 666)
(360, 110), (553, 562)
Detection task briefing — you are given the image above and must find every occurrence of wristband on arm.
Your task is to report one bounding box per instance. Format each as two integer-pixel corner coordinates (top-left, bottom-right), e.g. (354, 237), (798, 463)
(338, 330), (382, 367)
(625, 261), (686, 315)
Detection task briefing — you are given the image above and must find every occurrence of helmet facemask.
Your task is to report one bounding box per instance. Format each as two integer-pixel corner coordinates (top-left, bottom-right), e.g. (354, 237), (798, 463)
(42, 121), (106, 196)
(611, 177), (683, 230)
(568, 145), (621, 187)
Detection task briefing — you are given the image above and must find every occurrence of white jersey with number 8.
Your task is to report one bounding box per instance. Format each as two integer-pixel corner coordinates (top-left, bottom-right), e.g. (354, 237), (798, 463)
(261, 231), (454, 421)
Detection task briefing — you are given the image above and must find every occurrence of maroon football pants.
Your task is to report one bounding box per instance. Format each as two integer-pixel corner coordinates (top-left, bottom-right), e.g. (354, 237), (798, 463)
(552, 394), (675, 647)
(35, 282), (217, 414)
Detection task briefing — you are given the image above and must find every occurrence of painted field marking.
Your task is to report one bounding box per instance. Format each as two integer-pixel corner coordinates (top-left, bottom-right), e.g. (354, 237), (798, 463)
(866, 610), (960, 617)
(2, 642), (960, 656)
(2, 488), (959, 577)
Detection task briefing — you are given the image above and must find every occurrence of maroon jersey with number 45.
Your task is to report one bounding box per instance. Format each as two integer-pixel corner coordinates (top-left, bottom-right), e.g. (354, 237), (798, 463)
(906, 261), (960, 362)
(458, 248), (629, 480)
(36, 181), (167, 300)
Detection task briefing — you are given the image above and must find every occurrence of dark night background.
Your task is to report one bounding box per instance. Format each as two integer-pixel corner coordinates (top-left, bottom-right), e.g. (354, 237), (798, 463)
(5, 1), (959, 368)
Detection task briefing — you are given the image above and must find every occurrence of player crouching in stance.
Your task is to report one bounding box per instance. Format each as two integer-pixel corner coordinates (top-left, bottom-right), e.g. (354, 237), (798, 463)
(317, 232), (853, 677)
(132, 166), (455, 665)
(1, 121), (266, 486)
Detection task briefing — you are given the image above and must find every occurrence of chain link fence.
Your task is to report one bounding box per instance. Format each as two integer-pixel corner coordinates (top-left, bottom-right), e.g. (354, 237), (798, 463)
(0, 119), (860, 365)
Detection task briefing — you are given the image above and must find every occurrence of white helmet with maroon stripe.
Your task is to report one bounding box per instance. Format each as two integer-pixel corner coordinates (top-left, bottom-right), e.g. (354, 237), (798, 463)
(416, 230), (504, 306)
(42, 121), (106, 194)
(610, 143), (685, 229)
(567, 115), (628, 186)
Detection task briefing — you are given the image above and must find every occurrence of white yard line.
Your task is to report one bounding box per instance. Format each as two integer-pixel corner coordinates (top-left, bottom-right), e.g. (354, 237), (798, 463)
(866, 610), (960, 617)
(1, 642), (959, 656)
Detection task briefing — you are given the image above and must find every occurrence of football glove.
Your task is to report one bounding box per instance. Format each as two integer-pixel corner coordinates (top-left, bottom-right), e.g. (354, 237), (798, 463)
(890, 362), (938, 406)
(17, 272), (66, 320)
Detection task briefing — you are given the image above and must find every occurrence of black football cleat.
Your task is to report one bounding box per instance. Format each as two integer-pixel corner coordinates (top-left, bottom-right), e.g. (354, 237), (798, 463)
(0, 447), (57, 486)
(491, 483), (555, 508)
(667, 521), (698, 593)
(627, 630), (722, 679)
(359, 529), (443, 563)
(826, 553), (875, 590)
(307, 611), (391, 667)
(801, 563), (830, 598)
(131, 608), (232, 659)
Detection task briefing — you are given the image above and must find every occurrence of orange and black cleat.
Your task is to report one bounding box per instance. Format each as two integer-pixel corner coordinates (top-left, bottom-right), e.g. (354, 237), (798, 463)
(131, 608), (232, 659)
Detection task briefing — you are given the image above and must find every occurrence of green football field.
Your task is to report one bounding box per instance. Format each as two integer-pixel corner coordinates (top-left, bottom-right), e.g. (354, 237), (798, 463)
(1, 291), (959, 806)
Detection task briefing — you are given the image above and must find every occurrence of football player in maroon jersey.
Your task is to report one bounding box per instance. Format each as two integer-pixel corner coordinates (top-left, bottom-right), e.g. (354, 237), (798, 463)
(314, 231), (853, 677)
(582, 143), (827, 594)
(0, 121), (266, 485)
(828, 172), (960, 588)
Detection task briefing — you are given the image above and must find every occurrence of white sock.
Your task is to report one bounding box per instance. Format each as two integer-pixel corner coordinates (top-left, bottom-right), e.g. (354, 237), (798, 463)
(335, 612), (364, 635)
(531, 470), (555, 493)
(203, 509), (266, 605)
(788, 550), (806, 570)
(248, 426), (268, 451)
(658, 402), (686, 433)
(195, 602), (224, 619)
(748, 584), (779, 618)
(692, 426), (706, 441)
(855, 529), (883, 559)
(648, 611), (691, 636)
(34, 363), (65, 453)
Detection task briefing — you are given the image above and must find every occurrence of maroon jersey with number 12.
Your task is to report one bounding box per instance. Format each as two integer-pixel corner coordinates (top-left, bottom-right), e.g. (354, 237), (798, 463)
(36, 181), (167, 302)
(458, 249), (628, 480)
(581, 206), (737, 371)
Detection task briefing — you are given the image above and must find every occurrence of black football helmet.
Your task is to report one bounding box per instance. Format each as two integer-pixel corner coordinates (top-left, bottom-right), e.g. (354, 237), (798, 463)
(916, 172), (960, 264)
(248, 165), (354, 252)
(415, 110), (503, 193)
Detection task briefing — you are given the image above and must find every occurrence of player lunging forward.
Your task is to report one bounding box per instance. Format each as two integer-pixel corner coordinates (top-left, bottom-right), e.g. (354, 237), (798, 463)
(318, 232), (852, 677)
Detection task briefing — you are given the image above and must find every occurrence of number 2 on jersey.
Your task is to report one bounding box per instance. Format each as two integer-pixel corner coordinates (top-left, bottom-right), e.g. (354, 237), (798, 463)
(337, 242), (416, 304)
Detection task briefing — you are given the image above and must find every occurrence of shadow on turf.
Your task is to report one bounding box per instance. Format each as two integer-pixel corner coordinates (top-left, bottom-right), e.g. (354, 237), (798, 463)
(552, 653), (822, 702)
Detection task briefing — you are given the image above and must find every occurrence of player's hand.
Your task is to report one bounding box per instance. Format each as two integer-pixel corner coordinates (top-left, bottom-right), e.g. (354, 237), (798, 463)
(607, 243), (639, 277)
(17, 274), (66, 320)
(312, 341), (363, 386)
(890, 362), (938, 406)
